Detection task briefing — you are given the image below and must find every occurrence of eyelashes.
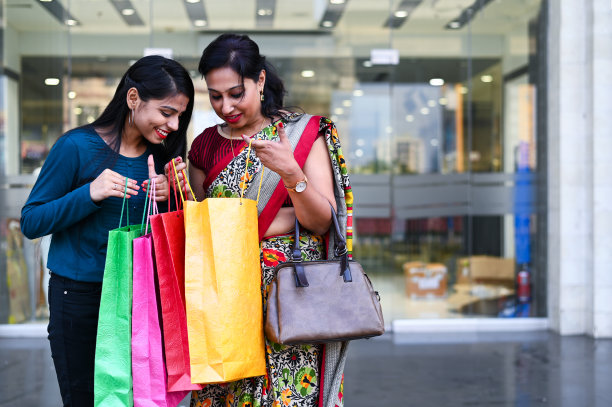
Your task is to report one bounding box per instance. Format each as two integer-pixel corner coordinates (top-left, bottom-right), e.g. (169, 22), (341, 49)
(210, 92), (245, 101)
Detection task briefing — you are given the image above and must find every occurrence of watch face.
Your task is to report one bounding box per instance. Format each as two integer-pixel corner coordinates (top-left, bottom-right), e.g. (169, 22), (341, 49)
(295, 180), (307, 193)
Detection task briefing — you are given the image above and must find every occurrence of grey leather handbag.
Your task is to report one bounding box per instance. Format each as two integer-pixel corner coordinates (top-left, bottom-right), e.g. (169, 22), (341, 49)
(265, 206), (385, 345)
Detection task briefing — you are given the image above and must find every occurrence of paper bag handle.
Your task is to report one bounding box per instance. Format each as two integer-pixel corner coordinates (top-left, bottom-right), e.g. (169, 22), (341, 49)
(140, 178), (159, 234)
(171, 158), (197, 204)
(241, 138), (265, 204)
(118, 177), (130, 228)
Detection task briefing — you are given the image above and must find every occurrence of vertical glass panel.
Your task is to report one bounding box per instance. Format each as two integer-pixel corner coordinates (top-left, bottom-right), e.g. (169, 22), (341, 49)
(0, 1), (8, 323)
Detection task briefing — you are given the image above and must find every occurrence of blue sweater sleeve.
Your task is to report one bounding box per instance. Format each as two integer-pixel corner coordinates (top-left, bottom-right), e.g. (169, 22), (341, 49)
(21, 135), (100, 239)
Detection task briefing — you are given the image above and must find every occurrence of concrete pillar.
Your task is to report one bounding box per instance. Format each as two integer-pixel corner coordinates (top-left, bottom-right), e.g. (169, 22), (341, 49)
(590, 0), (612, 337)
(548, 0), (612, 338)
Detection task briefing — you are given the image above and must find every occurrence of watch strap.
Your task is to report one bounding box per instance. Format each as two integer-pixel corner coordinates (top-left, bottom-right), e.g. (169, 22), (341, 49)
(284, 176), (308, 191)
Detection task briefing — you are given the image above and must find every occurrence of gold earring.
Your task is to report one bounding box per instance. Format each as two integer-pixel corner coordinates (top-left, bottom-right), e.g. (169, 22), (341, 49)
(260, 90), (264, 102)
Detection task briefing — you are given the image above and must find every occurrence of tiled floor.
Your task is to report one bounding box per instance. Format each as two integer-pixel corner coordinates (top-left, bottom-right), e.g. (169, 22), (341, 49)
(1, 331), (611, 406)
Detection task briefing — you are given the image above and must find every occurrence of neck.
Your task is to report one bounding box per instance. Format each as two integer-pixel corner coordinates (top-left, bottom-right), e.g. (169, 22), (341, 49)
(120, 122), (147, 157)
(231, 116), (268, 139)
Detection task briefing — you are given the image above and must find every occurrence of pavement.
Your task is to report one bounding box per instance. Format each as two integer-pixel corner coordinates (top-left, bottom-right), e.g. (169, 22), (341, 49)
(1, 330), (611, 406)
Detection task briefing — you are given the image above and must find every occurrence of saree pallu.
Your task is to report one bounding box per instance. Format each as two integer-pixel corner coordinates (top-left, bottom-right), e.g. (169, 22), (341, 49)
(190, 113), (351, 407)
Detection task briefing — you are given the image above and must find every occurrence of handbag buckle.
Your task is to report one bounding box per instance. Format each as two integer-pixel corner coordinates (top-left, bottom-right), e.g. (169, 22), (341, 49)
(291, 248), (302, 263)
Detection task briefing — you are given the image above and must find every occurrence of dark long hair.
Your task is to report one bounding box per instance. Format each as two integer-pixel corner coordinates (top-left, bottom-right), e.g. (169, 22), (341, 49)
(198, 33), (287, 120)
(89, 55), (194, 164)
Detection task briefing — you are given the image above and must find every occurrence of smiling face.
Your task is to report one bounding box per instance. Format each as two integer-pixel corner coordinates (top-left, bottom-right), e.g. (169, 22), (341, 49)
(205, 66), (266, 135)
(129, 90), (190, 145)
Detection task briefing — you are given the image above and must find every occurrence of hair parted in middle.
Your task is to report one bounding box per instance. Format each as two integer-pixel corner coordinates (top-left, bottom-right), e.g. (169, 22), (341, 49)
(198, 33), (289, 120)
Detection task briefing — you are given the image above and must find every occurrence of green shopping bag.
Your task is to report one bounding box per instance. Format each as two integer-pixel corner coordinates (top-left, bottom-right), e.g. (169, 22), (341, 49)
(94, 181), (144, 407)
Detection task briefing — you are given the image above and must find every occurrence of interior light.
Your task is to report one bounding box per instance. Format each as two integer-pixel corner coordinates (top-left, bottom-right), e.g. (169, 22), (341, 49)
(355, 149), (364, 158)
(405, 115), (414, 122)
(122, 8), (135, 16)
(334, 107), (345, 115)
(362, 60), (373, 68)
(460, 86), (468, 94)
(45, 78), (60, 86)
(386, 126), (393, 134)
(194, 20), (207, 27)
(68, 91), (77, 99)
(186, 0), (200, 3)
(353, 89), (364, 97)
(394, 10), (409, 18)
(439, 98), (448, 105)
(74, 107), (83, 115)
(429, 78), (444, 86)
(322, 21), (334, 28)
(342, 100), (352, 107)
(87, 115), (95, 123)
(301, 70), (315, 78)
(449, 21), (461, 29)
(65, 19), (78, 26)
(427, 100), (436, 107)
(40, 0), (53, 2)
(420, 107), (430, 115)
(330, 0), (345, 4)
(481, 75), (493, 83)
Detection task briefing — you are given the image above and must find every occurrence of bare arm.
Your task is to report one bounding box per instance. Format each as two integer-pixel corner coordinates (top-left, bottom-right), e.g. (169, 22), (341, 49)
(188, 164), (207, 202)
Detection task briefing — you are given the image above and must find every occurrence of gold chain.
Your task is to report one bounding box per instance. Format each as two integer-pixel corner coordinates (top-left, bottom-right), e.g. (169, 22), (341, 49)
(229, 117), (267, 158)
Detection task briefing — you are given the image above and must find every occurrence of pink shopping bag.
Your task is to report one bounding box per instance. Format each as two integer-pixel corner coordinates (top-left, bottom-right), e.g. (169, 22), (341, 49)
(132, 179), (189, 406)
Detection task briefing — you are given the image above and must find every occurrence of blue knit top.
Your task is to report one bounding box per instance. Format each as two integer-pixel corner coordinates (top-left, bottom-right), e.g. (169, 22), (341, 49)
(21, 127), (164, 282)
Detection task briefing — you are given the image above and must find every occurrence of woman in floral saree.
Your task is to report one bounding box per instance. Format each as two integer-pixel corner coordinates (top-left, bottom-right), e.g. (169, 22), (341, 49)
(187, 33), (352, 407)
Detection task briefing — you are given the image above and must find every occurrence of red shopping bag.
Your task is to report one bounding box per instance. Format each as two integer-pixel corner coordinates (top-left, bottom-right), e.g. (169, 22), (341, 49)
(132, 180), (189, 405)
(150, 163), (202, 392)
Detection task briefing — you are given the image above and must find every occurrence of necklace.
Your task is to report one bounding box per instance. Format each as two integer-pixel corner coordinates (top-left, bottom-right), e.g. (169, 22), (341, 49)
(229, 117), (268, 158)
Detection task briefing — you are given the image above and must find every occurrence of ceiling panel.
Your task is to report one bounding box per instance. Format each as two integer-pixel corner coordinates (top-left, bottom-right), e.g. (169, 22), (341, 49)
(205, 0), (255, 30)
(6, 0), (542, 35)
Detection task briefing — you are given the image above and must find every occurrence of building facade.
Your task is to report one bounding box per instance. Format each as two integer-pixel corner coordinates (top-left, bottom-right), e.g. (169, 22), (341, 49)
(0, 0), (610, 337)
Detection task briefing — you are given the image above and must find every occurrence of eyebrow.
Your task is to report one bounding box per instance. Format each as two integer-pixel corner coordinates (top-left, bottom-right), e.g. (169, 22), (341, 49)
(208, 84), (244, 93)
(160, 105), (179, 113)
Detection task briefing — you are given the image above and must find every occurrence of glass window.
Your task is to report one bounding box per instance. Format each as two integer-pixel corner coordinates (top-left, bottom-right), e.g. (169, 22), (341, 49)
(0, 0), (545, 324)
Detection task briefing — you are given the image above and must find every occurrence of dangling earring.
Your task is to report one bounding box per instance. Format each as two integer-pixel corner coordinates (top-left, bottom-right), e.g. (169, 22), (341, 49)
(129, 108), (134, 126)
(260, 89), (264, 102)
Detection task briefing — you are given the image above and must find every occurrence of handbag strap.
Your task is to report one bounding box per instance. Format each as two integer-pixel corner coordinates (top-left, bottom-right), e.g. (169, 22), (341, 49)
(291, 203), (352, 287)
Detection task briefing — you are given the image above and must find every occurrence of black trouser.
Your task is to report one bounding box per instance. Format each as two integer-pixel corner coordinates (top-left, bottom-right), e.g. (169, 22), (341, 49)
(48, 273), (102, 407)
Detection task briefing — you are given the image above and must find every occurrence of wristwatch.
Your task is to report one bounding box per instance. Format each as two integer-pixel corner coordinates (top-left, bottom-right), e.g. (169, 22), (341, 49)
(285, 176), (308, 193)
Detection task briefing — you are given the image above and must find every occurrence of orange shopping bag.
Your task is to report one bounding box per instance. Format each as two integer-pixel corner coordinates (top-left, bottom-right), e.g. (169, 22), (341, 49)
(183, 141), (266, 384)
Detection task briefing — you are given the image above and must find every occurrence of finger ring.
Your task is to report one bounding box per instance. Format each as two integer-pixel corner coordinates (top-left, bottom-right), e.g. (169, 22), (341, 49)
(114, 183), (117, 190)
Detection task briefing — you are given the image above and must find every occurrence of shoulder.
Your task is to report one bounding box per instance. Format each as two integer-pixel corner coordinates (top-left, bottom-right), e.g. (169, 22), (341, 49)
(58, 127), (104, 149)
(50, 127), (95, 154)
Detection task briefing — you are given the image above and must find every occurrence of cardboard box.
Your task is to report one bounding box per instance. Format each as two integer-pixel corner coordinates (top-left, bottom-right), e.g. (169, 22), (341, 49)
(456, 256), (515, 285)
(403, 262), (448, 299)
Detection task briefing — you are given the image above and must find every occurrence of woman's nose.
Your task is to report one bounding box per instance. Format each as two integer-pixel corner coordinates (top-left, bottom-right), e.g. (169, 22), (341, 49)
(168, 115), (179, 131)
(221, 98), (234, 114)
